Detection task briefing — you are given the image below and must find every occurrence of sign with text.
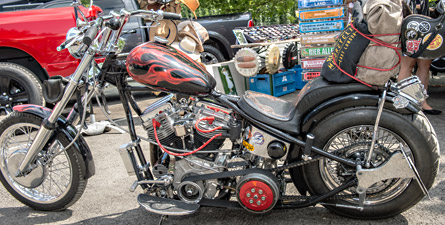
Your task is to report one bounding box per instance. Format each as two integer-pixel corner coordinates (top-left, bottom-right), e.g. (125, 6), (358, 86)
(299, 7), (344, 21)
(301, 33), (339, 45)
(298, 0), (343, 9)
(301, 47), (334, 57)
(303, 71), (321, 80)
(301, 59), (326, 69)
(300, 20), (344, 33)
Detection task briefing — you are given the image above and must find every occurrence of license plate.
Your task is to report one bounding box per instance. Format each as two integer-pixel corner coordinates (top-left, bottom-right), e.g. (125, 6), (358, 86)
(301, 47), (334, 57)
(300, 20), (344, 33)
(299, 7), (344, 21)
(298, 0), (343, 9)
(301, 59), (326, 69)
(301, 33), (339, 45)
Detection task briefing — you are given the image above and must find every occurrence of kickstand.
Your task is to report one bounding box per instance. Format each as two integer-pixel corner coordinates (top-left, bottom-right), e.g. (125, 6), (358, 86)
(158, 215), (168, 225)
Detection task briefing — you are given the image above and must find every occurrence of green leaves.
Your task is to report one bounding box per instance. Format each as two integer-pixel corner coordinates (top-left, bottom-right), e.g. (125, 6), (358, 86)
(193, 0), (298, 25)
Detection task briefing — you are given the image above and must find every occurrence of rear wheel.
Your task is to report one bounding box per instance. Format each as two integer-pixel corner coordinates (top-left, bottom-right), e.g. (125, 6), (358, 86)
(0, 62), (45, 114)
(0, 112), (86, 211)
(298, 107), (439, 219)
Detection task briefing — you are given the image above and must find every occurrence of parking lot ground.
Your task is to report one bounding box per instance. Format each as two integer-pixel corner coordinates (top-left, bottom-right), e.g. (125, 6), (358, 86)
(0, 85), (444, 225)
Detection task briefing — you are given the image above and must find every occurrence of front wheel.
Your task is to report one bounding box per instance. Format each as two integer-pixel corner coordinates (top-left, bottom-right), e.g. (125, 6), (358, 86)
(298, 107), (439, 219)
(0, 112), (87, 211)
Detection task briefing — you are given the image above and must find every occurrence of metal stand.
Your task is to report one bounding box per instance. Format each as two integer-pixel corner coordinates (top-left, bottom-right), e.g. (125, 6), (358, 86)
(364, 83), (389, 167)
(158, 215), (168, 225)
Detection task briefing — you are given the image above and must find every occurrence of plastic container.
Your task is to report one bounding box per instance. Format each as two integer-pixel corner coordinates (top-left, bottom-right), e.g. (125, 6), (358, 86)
(290, 65), (307, 90)
(248, 74), (272, 95)
(273, 82), (296, 97)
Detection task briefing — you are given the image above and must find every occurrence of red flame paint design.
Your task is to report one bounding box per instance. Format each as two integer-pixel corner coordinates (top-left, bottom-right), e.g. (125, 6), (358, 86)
(126, 43), (215, 95)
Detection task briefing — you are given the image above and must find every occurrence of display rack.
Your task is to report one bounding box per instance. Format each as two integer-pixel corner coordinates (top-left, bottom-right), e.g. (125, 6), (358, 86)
(298, 0), (348, 83)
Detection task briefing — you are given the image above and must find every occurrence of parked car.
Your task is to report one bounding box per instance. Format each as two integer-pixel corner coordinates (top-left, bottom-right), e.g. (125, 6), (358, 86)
(0, 0), (252, 114)
(0, 0), (51, 12)
(37, 0), (253, 63)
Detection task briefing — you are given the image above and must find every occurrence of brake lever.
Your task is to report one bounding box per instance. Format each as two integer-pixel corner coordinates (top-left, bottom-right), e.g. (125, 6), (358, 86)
(57, 36), (78, 51)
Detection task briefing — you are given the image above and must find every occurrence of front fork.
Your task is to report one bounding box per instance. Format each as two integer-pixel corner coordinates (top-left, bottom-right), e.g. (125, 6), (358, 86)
(16, 51), (95, 176)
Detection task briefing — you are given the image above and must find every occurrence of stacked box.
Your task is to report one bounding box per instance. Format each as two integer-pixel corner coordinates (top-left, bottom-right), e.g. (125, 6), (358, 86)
(248, 70), (297, 97)
(298, 0), (347, 84)
(272, 70), (296, 97)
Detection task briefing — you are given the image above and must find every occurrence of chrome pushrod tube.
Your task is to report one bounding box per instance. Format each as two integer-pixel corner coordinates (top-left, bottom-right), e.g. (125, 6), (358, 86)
(17, 51), (96, 175)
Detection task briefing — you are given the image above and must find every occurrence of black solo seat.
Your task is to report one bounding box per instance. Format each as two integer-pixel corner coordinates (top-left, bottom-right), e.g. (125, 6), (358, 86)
(237, 77), (376, 134)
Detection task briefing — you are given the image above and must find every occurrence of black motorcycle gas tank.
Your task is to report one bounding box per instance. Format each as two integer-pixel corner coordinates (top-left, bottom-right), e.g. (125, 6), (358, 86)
(126, 42), (216, 96)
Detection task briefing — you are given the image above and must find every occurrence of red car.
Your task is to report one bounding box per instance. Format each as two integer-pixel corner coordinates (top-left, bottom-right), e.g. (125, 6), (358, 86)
(0, 6), (89, 113)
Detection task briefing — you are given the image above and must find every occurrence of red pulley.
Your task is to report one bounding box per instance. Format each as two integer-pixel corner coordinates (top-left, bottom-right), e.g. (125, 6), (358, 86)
(236, 173), (279, 213)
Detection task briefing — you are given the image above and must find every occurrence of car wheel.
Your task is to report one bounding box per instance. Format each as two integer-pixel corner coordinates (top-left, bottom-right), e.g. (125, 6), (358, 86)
(0, 62), (45, 115)
(201, 45), (225, 65)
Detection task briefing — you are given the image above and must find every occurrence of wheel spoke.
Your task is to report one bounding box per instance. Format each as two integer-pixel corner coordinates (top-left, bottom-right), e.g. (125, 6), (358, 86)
(10, 92), (29, 104)
(0, 76), (11, 95)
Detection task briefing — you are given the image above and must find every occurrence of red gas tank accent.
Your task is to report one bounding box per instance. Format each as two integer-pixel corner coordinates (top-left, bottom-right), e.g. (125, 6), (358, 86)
(126, 42), (216, 96)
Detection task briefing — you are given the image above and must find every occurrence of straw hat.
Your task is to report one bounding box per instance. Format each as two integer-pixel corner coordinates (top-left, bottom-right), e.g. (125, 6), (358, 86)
(148, 20), (177, 45)
(177, 21), (209, 52)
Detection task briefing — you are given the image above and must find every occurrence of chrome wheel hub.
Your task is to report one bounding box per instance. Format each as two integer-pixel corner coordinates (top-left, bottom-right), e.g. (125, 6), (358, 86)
(320, 125), (413, 205)
(7, 150), (45, 188)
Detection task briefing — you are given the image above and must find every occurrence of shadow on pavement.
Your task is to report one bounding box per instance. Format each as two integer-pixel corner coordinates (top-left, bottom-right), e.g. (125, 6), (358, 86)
(0, 207), (72, 224)
(59, 206), (409, 225)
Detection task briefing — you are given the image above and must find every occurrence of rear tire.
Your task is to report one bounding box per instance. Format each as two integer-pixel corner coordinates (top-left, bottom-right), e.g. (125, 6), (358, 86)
(0, 112), (87, 211)
(0, 62), (45, 114)
(299, 107), (439, 219)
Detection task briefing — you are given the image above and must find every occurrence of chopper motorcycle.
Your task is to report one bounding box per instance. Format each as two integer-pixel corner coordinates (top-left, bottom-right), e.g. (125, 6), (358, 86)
(0, 0), (440, 221)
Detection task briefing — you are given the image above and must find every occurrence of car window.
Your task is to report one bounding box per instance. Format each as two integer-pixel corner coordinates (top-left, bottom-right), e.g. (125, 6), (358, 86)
(93, 0), (125, 14)
(36, 0), (125, 14)
(0, 0), (50, 12)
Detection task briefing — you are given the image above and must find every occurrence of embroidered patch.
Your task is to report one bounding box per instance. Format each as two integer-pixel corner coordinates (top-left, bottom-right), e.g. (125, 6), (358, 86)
(423, 33), (443, 50)
(405, 29), (418, 40)
(407, 21), (419, 31)
(418, 21), (431, 33)
(406, 39), (422, 54)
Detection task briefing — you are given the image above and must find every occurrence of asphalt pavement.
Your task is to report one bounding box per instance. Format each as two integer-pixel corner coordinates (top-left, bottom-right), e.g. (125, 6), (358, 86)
(0, 81), (444, 225)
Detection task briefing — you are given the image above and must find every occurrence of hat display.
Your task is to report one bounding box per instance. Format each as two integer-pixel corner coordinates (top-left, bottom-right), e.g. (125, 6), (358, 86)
(148, 20), (177, 45)
(171, 41), (202, 62)
(177, 21), (209, 53)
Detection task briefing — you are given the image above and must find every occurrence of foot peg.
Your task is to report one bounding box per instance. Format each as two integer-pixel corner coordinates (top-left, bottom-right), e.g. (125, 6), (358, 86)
(138, 194), (199, 216)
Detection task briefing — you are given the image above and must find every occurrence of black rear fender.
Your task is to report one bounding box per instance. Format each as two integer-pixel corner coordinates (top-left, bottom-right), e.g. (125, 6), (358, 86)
(301, 92), (420, 134)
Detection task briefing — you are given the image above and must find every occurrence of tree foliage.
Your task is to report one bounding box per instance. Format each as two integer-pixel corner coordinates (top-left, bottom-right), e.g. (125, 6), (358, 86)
(189, 0), (298, 25)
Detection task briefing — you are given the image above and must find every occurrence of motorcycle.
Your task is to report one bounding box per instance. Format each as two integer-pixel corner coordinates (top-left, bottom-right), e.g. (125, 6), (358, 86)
(0, 0), (439, 222)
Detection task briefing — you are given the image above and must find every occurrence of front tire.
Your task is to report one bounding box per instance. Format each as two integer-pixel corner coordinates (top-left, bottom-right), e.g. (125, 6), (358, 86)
(298, 107), (439, 219)
(0, 112), (87, 211)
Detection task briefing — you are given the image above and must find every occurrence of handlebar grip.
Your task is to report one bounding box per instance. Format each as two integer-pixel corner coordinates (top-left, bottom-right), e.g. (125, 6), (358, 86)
(82, 25), (98, 47)
(162, 12), (181, 20)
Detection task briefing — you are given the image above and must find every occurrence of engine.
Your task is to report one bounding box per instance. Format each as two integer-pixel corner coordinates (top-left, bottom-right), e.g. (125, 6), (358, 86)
(143, 97), (230, 151)
(140, 95), (236, 202)
(139, 94), (290, 209)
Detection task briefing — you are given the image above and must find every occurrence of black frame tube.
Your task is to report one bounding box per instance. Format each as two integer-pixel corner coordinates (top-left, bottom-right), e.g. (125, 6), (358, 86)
(116, 74), (153, 181)
(213, 92), (357, 167)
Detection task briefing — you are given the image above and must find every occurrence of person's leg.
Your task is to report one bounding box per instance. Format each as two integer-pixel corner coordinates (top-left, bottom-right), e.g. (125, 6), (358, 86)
(416, 59), (435, 110)
(398, 55), (416, 81)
